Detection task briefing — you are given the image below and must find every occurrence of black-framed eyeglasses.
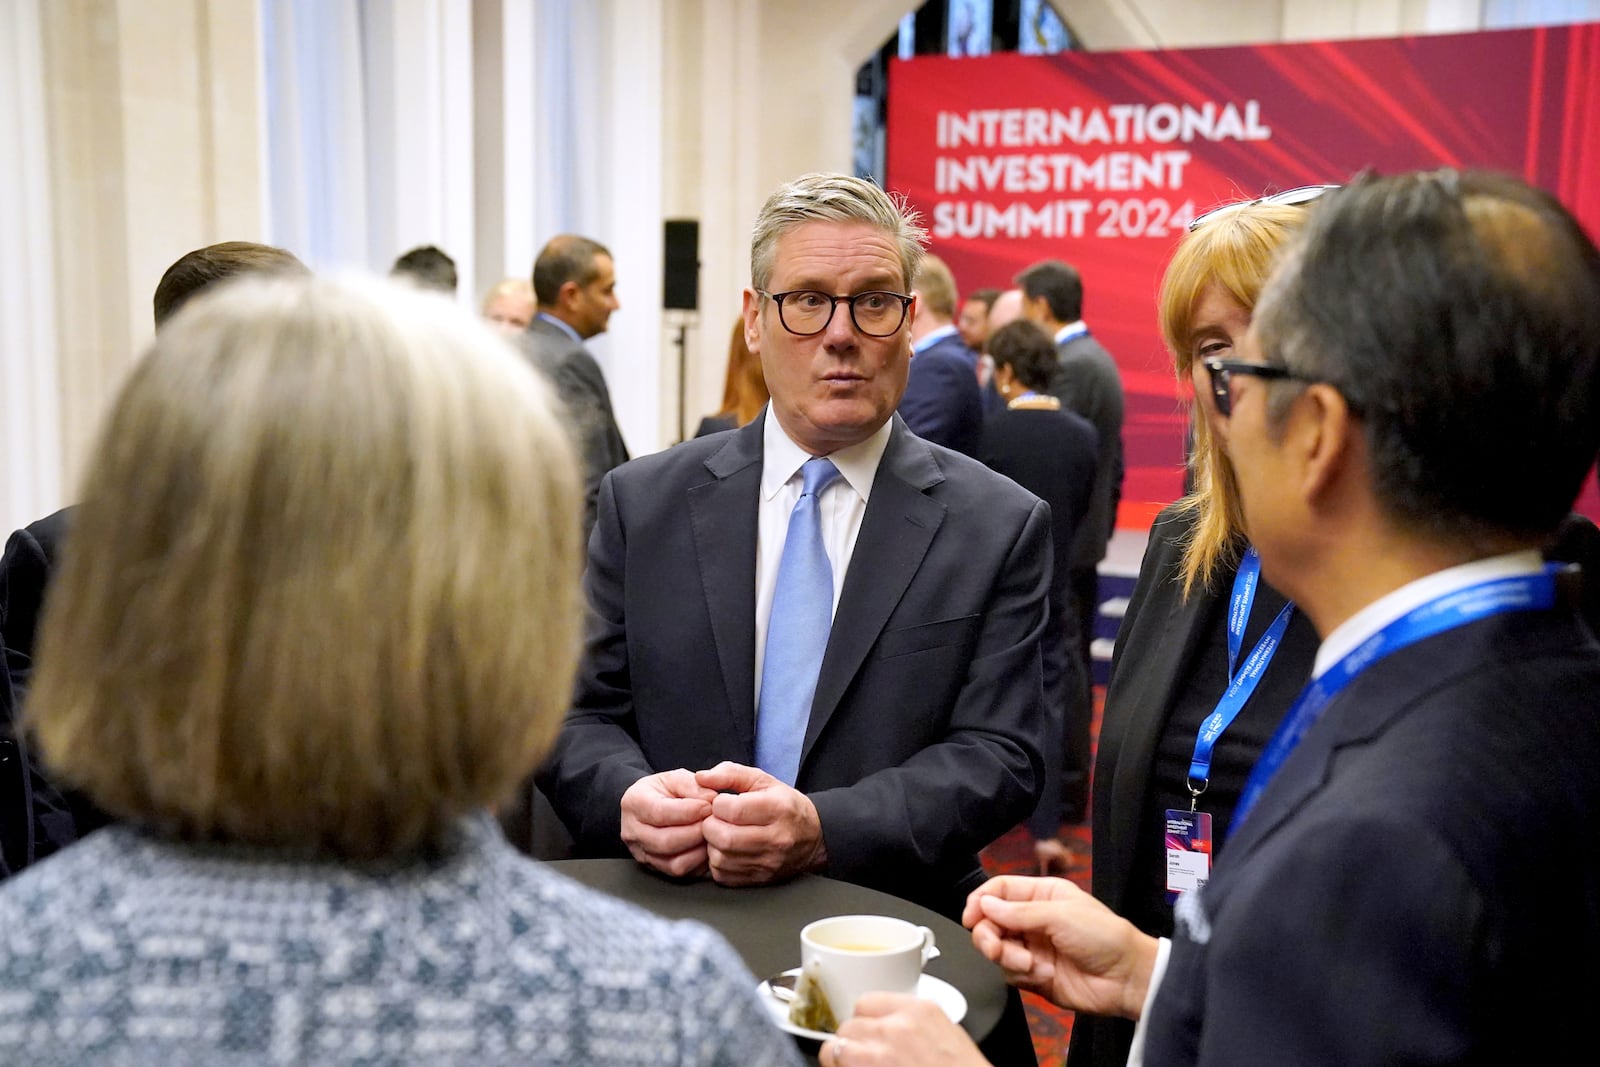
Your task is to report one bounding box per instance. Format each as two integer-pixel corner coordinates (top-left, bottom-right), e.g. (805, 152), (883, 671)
(757, 289), (913, 338)
(1188, 184), (1342, 232)
(1201, 357), (1308, 417)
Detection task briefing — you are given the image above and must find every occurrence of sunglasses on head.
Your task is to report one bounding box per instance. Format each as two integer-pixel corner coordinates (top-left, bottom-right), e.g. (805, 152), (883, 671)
(1188, 184), (1341, 232)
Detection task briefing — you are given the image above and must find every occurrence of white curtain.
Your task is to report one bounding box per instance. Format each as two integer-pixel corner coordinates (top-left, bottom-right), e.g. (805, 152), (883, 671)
(0, 0), (63, 533)
(261, 0), (372, 271)
(1483, 0), (1600, 27)
(258, 0), (664, 449)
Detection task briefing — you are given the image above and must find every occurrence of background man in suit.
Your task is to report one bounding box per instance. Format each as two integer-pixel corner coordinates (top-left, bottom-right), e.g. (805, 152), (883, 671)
(0, 240), (306, 878)
(823, 170), (1600, 1067)
(1016, 258), (1124, 819)
(897, 254), (983, 455)
(522, 234), (629, 539)
(957, 286), (1000, 353)
(538, 173), (1053, 924)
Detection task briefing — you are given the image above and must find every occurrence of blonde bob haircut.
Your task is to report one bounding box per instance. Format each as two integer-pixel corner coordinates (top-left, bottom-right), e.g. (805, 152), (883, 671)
(27, 274), (584, 860)
(1159, 203), (1307, 596)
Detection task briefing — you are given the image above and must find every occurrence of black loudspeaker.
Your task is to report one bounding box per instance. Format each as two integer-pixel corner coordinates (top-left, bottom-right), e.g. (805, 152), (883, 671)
(663, 219), (700, 310)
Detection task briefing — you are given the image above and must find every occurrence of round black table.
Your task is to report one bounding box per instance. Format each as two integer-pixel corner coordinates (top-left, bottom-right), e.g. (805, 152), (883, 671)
(549, 859), (1032, 1064)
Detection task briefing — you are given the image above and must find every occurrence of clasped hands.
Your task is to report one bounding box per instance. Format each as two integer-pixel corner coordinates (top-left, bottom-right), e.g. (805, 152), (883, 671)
(618, 762), (825, 885)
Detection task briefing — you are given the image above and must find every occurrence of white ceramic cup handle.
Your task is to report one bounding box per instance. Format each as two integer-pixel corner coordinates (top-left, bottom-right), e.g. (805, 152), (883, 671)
(919, 925), (940, 962)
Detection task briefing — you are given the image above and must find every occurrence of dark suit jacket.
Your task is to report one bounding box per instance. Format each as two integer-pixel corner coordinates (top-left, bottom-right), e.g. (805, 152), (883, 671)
(0, 506), (72, 692)
(1047, 333), (1124, 570)
(898, 331), (983, 457)
(0, 506), (109, 877)
(519, 318), (630, 538)
(537, 414), (1052, 918)
(979, 406), (1098, 839)
(1147, 605), (1600, 1065)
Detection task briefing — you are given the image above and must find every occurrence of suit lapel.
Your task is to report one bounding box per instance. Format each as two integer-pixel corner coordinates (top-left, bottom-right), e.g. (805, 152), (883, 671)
(689, 420), (765, 761)
(800, 421), (946, 768)
(1101, 561), (1224, 911)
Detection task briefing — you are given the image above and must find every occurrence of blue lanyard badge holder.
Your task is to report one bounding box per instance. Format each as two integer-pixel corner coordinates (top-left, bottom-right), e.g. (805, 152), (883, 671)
(1166, 548), (1294, 905)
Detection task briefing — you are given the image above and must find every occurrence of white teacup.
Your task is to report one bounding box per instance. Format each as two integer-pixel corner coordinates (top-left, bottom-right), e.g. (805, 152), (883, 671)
(799, 914), (939, 1021)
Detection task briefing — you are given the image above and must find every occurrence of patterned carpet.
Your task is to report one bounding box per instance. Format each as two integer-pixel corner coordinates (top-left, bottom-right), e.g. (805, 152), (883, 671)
(976, 689), (1104, 1067)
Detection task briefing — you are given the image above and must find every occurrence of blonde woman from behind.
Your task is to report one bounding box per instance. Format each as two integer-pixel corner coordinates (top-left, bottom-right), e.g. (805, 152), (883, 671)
(0, 274), (800, 1067)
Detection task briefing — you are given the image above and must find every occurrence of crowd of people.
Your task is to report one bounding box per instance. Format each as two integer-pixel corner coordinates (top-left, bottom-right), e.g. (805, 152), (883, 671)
(0, 165), (1597, 1067)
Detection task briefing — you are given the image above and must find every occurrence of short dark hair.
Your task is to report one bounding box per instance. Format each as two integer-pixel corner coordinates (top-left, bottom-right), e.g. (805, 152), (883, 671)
(152, 242), (306, 327)
(1015, 260), (1083, 322)
(987, 320), (1060, 393)
(967, 287), (1001, 310)
(532, 235), (611, 305)
(1255, 169), (1600, 546)
(390, 245), (458, 293)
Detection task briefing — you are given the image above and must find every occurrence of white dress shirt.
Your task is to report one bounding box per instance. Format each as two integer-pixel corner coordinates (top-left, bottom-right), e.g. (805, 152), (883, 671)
(753, 410), (893, 704)
(1125, 548), (1545, 1065)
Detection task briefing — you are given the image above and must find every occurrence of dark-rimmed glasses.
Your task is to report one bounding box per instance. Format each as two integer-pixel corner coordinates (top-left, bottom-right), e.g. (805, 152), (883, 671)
(1188, 184), (1342, 232)
(757, 289), (913, 337)
(1201, 357), (1308, 417)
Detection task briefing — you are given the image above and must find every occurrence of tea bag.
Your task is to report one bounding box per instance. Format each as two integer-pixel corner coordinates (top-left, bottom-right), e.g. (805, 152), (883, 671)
(788, 958), (839, 1034)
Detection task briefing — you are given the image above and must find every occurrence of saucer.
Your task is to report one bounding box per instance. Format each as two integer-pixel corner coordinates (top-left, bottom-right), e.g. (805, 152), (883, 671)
(755, 968), (969, 1041)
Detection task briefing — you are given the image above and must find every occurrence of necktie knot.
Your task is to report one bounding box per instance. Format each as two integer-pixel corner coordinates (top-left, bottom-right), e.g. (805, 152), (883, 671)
(801, 457), (840, 498)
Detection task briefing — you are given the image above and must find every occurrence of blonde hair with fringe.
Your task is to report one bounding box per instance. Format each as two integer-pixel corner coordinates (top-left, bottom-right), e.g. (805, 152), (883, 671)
(28, 274), (584, 860)
(1159, 204), (1308, 597)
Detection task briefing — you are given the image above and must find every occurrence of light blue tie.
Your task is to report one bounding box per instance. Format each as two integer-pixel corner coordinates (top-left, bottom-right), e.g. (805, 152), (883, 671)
(756, 457), (842, 785)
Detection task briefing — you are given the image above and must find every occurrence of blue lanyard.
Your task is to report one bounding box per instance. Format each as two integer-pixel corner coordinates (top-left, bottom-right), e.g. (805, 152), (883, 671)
(1187, 548), (1295, 798)
(1231, 565), (1560, 831)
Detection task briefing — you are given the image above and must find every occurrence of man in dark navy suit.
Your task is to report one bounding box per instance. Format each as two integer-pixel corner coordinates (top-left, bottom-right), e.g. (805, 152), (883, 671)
(819, 170), (1600, 1067)
(539, 175), (1052, 922)
(896, 254), (983, 457)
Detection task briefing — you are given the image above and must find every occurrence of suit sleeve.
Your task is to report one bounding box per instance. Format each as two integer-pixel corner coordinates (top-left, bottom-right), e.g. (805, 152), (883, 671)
(534, 472), (652, 852)
(0, 526), (53, 689)
(1152, 818), (1483, 1066)
(808, 497), (1053, 893)
(898, 353), (981, 456)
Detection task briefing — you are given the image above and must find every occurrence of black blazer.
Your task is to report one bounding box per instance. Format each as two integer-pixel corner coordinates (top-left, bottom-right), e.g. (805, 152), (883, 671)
(1048, 333), (1124, 570)
(518, 318), (630, 539)
(0, 506), (108, 877)
(897, 331), (983, 457)
(979, 405), (1099, 839)
(1147, 605), (1600, 1065)
(537, 414), (1053, 918)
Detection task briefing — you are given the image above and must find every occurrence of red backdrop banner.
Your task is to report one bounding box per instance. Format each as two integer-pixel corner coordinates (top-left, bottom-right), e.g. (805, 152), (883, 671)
(887, 23), (1600, 528)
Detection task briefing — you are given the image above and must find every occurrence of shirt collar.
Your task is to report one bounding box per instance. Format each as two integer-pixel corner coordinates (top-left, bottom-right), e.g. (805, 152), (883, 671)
(761, 407), (893, 504)
(1054, 320), (1088, 344)
(913, 324), (959, 354)
(536, 311), (582, 344)
(1312, 549), (1544, 678)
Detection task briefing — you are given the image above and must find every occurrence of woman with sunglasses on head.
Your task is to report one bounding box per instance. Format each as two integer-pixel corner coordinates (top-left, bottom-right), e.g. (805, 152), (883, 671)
(1065, 197), (1325, 1067)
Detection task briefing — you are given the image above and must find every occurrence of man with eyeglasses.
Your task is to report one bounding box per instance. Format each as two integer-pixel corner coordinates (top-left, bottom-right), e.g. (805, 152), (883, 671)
(813, 169), (1600, 1067)
(539, 173), (1054, 935)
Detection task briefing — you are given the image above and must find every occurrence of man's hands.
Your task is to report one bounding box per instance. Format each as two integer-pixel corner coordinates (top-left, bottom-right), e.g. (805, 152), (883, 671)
(963, 875), (1158, 1020)
(697, 761), (826, 885)
(822, 994), (989, 1067)
(619, 769), (717, 878)
(618, 762), (825, 885)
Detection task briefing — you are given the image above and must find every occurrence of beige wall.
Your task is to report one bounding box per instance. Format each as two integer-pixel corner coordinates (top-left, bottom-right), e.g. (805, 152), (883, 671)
(41, 0), (264, 494)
